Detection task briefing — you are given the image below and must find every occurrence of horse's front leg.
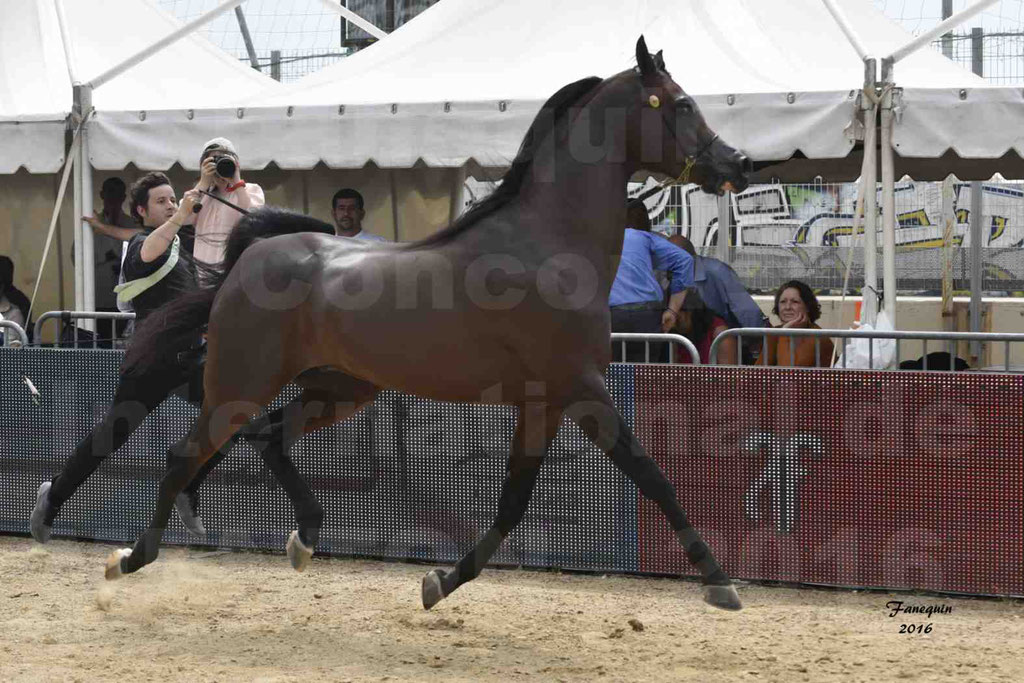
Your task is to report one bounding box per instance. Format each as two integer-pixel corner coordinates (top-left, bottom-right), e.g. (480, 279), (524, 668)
(105, 412), (221, 579)
(566, 386), (741, 611)
(422, 401), (563, 609)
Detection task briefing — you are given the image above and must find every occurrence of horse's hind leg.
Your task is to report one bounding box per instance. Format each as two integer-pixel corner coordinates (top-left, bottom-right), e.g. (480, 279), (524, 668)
(422, 401), (563, 609)
(566, 384), (741, 611)
(245, 377), (379, 571)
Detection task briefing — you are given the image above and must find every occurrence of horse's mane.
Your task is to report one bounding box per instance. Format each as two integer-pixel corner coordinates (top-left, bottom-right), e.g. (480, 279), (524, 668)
(410, 76), (604, 249)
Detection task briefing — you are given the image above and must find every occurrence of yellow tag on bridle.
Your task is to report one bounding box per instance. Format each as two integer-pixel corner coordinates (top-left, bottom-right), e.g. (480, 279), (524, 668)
(648, 95), (661, 109)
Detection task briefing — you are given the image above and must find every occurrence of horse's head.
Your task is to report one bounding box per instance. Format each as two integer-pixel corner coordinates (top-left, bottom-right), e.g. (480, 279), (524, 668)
(626, 36), (751, 195)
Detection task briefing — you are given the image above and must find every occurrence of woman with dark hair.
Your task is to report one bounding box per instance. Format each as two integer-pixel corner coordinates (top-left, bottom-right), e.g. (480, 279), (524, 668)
(670, 286), (737, 364)
(756, 280), (833, 367)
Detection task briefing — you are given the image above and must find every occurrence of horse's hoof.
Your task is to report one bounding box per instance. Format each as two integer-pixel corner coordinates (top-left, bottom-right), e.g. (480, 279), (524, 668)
(174, 492), (206, 537)
(286, 530), (313, 572)
(29, 481), (54, 544)
(104, 548), (132, 581)
(703, 583), (742, 611)
(421, 569), (447, 610)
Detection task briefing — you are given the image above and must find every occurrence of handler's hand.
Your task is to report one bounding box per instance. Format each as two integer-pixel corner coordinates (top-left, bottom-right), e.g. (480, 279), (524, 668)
(661, 309), (678, 332)
(176, 189), (201, 219)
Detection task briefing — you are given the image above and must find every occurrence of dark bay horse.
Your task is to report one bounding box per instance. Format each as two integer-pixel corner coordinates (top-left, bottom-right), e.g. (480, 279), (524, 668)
(109, 37), (752, 611)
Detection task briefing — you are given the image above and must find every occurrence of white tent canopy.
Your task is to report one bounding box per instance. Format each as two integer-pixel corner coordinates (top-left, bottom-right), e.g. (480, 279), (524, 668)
(85, 0), (1008, 174)
(0, 0), (280, 174)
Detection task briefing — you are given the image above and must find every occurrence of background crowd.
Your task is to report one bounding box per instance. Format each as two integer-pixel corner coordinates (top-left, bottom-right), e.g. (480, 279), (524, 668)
(3, 146), (833, 367)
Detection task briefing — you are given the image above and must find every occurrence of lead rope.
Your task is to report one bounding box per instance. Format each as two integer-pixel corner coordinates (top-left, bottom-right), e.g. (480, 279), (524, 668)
(27, 110), (92, 325)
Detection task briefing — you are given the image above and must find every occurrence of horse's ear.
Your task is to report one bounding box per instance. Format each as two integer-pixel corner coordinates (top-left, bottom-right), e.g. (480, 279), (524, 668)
(636, 36), (656, 76)
(654, 50), (665, 71)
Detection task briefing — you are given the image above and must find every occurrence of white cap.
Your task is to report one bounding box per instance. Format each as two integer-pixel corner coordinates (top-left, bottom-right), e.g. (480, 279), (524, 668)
(201, 137), (238, 158)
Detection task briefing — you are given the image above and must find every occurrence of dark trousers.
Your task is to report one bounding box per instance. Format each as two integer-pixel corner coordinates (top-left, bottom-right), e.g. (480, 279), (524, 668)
(610, 302), (668, 363)
(47, 353), (228, 514)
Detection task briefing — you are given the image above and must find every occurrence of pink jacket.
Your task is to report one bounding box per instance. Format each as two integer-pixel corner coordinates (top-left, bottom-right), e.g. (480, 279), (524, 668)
(192, 183), (265, 265)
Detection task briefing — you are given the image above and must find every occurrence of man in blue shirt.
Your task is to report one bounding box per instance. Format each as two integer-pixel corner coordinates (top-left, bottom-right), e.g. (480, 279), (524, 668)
(610, 201), (693, 362)
(667, 235), (767, 331)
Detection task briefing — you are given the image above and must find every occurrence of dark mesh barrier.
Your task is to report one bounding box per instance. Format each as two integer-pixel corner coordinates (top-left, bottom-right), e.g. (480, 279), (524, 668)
(0, 348), (637, 573)
(3, 349), (1022, 596)
(634, 365), (1024, 597)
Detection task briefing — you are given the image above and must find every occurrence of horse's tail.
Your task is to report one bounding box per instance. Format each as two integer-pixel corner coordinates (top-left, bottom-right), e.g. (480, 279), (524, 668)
(122, 207), (335, 376)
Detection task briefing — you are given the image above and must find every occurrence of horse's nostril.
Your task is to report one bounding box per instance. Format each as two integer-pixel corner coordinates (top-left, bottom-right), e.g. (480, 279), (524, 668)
(740, 154), (753, 174)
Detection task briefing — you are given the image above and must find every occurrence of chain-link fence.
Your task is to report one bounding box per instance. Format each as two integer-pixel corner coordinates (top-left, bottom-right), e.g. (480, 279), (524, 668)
(251, 48), (349, 83)
(875, 0), (1024, 82)
(626, 178), (1024, 296)
(936, 30), (1024, 83)
(158, 1), (441, 82)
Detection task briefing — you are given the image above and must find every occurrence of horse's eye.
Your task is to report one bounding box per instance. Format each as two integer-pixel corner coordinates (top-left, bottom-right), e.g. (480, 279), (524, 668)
(677, 98), (694, 115)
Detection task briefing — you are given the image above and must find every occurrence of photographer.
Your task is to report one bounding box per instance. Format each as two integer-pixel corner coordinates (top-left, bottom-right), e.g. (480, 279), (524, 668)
(31, 173), (222, 543)
(192, 137), (265, 266)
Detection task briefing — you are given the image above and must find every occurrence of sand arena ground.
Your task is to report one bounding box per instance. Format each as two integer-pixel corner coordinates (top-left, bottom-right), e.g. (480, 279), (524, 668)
(1, 536), (1022, 682)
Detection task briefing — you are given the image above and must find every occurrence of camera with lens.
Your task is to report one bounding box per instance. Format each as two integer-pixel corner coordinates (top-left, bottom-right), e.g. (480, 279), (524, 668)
(211, 154), (236, 179)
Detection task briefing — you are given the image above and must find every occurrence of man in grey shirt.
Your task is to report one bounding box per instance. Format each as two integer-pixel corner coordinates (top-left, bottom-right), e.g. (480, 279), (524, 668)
(668, 234), (767, 331)
(669, 234), (769, 363)
(331, 188), (390, 242)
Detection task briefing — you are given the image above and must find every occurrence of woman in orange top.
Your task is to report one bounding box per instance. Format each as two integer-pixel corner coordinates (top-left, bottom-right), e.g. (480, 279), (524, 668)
(755, 280), (833, 367)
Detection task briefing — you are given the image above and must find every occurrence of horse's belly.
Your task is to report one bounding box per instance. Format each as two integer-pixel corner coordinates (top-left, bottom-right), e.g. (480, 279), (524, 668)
(324, 328), (517, 403)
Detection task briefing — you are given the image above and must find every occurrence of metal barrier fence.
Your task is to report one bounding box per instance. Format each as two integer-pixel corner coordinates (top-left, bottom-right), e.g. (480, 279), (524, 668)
(710, 327), (1024, 371)
(0, 320), (29, 347)
(609, 332), (700, 364)
(19, 321), (1024, 373)
(34, 311), (136, 349)
(2, 346), (1022, 597)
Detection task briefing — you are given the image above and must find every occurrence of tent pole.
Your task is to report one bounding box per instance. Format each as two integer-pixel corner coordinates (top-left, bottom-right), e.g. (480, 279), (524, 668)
(820, 0), (870, 60)
(390, 170), (400, 242)
(861, 104), (878, 325)
(316, 0), (389, 40)
(56, 0), (84, 317)
(234, 6), (261, 71)
(88, 0), (248, 90)
(78, 85), (95, 329)
(861, 58), (878, 326)
(879, 58), (897, 327)
(970, 180), (983, 361)
(940, 175), (956, 331)
(54, 171), (66, 311)
(72, 111), (84, 317)
(889, 0), (1000, 64)
(53, 0), (79, 84)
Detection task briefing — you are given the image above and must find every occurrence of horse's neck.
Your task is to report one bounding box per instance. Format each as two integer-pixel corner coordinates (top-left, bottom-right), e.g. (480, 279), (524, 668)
(514, 106), (634, 275)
